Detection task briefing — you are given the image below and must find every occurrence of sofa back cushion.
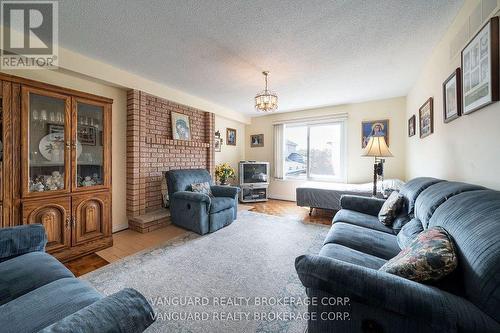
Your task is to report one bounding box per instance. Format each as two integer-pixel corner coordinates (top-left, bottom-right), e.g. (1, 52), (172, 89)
(166, 169), (212, 196)
(429, 190), (500, 323)
(399, 177), (443, 216)
(397, 218), (424, 249)
(414, 182), (485, 229)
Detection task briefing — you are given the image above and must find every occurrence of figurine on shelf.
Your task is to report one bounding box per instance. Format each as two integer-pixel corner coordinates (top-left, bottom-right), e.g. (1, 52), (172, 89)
(35, 181), (45, 192)
(92, 173), (102, 185)
(51, 171), (64, 189)
(82, 176), (96, 187)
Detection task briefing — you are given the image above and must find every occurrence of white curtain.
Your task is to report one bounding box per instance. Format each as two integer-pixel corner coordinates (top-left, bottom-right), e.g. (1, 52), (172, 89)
(273, 124), (284, 179)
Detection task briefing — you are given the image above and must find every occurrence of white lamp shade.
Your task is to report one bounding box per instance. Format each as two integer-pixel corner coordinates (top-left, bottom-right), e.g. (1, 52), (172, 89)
(362, 136), (393, 157)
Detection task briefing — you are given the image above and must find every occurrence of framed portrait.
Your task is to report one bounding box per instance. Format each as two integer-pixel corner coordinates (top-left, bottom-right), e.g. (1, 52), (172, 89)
(250, 134), (264, 147)
(171, 112), (191, 140)
(78, 125), (96, 145)
(361, 119), (389, 148)
(419, 97), (434, 138)
(408, 115), (416, 137)
(443, 68), (462, 123)
(226, 128), (236, 146)
(461, 16), (499, 114)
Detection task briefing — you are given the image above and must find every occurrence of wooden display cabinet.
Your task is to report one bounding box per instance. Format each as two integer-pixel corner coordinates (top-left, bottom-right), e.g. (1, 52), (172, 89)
(0, 73), (113, 262)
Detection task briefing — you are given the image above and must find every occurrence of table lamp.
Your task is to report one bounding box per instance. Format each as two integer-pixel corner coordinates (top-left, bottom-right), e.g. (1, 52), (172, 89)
(362, 136), (393, 196)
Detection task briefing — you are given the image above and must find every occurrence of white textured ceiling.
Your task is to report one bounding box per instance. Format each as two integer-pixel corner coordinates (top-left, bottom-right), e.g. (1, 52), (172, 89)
(58, 0), (463, 115)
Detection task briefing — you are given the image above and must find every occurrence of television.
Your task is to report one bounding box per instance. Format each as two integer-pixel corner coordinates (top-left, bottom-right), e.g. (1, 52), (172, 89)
(239, 161), (270, 185)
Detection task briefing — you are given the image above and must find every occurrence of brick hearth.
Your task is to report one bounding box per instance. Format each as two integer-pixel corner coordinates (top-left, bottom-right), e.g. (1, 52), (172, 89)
(126, 90), (215, 229)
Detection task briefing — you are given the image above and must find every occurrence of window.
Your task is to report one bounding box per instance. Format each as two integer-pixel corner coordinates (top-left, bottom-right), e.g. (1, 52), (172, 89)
(283, 121), (346, 182)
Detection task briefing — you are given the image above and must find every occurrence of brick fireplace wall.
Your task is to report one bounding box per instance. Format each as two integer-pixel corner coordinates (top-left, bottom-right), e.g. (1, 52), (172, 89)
(127, 90), (215, 218)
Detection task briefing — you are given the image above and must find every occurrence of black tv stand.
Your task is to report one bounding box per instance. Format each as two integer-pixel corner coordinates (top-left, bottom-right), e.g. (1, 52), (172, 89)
(239, 184), (268, 203)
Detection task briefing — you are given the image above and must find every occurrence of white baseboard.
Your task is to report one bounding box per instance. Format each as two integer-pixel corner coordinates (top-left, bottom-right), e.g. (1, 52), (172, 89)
(268, 194), (296, 202)
(112, 223), (129, 233)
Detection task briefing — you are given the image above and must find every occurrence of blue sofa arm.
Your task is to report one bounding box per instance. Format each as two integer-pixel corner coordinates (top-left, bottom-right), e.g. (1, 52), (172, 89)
(210, 185), (239, 198)
(0, 224), (47, 262)
(40, 288), (155, 333)
(339, 195), (385, 216)
(295, 255), (500, 332)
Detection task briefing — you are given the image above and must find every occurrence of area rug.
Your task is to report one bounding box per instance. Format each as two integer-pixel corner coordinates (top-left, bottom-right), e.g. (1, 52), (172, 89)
(82, 210), (329, 333)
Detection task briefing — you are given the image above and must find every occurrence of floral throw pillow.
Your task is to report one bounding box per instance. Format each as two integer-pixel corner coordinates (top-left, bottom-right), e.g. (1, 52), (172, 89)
(191, 182), (214, 198)
(379, 226), (458, 282)
(378, 190), (404, 226)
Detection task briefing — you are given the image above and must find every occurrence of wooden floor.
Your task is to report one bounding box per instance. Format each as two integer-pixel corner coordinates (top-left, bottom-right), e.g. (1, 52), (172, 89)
(247, 199), (334, 225)
(64, 199), (333, 276)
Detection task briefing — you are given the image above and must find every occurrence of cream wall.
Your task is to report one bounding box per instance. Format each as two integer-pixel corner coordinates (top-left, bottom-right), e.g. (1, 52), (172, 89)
(245, 97), (407, 201)
(214, 115), (246, 184)
(1, 69), (129, 232)
(406, 0), (500, 190)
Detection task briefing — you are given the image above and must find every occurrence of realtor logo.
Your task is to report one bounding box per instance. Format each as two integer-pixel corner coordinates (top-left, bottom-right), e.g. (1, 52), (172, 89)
(1, 0), (58, 69)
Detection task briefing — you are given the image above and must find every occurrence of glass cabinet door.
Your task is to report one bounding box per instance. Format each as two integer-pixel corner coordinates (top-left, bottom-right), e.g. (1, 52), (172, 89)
(22, 87), (71, 196)
(73, 99), (107, 190)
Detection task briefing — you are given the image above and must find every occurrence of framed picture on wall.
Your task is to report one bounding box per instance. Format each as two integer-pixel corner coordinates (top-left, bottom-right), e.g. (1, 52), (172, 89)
(443, 68), (462, 123)
(226, 128), (236, 146)
(461, 16), (499, 114)
(214, 138), (222, 152)
(408, 115), (416, 137)
(171, 112), (191, 140)
(361, 119), (389, 148)
(419, 97), (434, 138)
(214, 130), (222, 152)
(250, 134), (264, 147)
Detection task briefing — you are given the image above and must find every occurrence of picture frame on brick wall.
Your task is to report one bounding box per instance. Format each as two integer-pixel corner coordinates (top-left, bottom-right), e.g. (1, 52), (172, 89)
(171, 112), (191, 140)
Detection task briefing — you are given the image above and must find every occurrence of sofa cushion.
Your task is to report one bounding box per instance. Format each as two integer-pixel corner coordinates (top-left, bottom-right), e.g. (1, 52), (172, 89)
(414, 181), (484, 229)
(210, 197), (234, 213)
(399, 177), (443, 216)
(0, 224), (47, 263)
(428, 190), (500, 323)
(397, 218), (424, 249)
(0, 277), (102, 333)
(323, 223), (400, 260)
(380, 227), (458, 283)
(319, 243), (387, 269)
(0, 252), (74, 305)
(333, 209), (394, 234)
(378, 191), (404, 226)
(391, 212), (411, 234)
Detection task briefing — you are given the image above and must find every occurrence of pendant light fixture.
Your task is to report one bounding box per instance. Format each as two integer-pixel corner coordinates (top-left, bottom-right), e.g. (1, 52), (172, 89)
(255, 71), (278, 112)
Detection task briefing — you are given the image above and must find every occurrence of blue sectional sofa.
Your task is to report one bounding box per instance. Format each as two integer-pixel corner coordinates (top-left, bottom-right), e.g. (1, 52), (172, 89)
(166, 169), (239, 235)
(0, 224), (155, 333)
(296, 177), (500, 332)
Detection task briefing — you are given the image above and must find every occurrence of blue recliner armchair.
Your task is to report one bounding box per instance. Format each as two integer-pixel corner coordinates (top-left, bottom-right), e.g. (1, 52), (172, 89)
(0, 224), (155, 333)
(166, 168), (239, 235)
